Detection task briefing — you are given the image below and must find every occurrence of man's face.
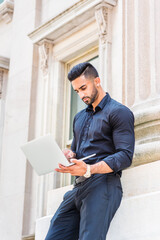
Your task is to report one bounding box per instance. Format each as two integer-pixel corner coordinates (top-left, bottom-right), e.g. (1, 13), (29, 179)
(71, 75), (99, 105)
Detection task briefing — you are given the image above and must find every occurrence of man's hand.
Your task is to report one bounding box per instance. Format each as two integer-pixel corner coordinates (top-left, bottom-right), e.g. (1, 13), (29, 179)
(63, 149), (76, 163)
(55, 159), (87, 176)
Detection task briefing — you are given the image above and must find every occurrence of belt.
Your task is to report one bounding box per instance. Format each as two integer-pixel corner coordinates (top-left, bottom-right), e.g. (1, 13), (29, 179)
(74, 172), (121, 186)
(74, 176), (87, 185)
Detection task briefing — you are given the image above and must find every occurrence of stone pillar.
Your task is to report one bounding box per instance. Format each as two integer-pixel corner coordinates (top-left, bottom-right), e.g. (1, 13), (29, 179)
(0, 57), (9, 164)
(123, 0), (160, 166)
(95, 3), (112, 92)
(38, 39), (54, 135)
(35, 39), (55, 219)
(0, 69), (4, 164)
(0, 69), (4, 98)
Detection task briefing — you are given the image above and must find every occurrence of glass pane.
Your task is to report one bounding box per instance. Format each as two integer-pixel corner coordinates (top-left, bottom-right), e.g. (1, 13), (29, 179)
(69, 56), (99, 139)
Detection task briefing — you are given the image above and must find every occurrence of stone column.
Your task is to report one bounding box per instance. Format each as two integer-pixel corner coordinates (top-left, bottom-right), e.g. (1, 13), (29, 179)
(36, 39), (55, 218)
(95, 3), (112, 92)
(0, 60), (9, 164)
(38, 39), (54, 135)
(0, 69), (4, 165)
(0, 69), (4, 99)
(123, 0), (160, 166)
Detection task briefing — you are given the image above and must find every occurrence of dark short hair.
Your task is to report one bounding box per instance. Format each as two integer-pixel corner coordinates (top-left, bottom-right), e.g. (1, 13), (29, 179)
(68, 62), (99, 81)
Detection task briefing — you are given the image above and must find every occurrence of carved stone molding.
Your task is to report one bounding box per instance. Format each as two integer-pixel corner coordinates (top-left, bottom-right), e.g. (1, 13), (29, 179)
(0, 69), (4, 98)
(22, 236), (34, 240)
(0, 56), (9, 98)
(95, 5), (108, 45)
(95, 3), (112, 45)
(132, 104), (160, 167)
(0, 56), (10, 70)
(38, 39), (54, 78)
(0, 0), (14, 24)
(134, 105), (160, 144)
(28, 0), (117, 44)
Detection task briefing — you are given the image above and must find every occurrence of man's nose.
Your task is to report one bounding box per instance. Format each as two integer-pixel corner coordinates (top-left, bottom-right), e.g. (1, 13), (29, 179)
(79, 92), (85, 99)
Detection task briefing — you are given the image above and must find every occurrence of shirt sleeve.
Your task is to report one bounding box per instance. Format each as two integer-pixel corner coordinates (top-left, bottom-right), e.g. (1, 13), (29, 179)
(103, 106), (135, 173)
(71, 116), (76, 153)
(71, 137), (76, 153)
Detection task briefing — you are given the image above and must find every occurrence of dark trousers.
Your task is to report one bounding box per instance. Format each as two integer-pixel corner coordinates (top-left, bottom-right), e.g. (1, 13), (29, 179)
(45, 174), (122, 240)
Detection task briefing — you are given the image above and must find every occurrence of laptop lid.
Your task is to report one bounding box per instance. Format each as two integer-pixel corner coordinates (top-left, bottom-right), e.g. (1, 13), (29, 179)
(20, 134), (71, 175)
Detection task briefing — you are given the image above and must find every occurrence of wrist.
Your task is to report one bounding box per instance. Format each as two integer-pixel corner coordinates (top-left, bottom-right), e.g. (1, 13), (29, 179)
(83, 164), (91, 178)
(90, 164), (95, 174)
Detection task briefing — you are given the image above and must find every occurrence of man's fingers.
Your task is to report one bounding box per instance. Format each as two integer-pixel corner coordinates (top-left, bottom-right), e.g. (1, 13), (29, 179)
(68, 152), (74, 158)
(55, 168), (72, 173)
(55, 160), (84, 175)
(62, 149), (76, 160)
(58, 163), (71, 169)
(70, 159), (81, 165)
(55, 165), (71, 173)
(55, 163), (75, 173)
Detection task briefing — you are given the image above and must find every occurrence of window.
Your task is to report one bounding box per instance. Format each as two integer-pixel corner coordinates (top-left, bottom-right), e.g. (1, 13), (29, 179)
(0, 0), (4, 4)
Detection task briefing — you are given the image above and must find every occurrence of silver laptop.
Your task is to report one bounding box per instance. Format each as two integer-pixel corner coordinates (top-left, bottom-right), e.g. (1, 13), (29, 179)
(20, 134), (72, 175)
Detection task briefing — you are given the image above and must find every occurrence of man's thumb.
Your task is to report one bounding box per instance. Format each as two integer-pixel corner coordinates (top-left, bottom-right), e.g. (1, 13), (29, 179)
(70, 159), (79, 164)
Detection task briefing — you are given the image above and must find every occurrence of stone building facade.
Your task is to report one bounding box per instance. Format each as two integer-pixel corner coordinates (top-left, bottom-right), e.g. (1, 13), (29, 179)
(0, 0), (160, 239)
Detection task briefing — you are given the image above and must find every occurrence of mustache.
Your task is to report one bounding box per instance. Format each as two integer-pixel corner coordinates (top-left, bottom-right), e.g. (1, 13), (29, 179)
(82, 96), (90, 100)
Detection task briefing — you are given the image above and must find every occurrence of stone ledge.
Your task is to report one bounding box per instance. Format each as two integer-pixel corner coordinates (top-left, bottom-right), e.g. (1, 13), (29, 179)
(35, 215), (52, 240)
(122, 160), (160, 197)
(47, 185), (73, 216)
(0, 0), (14, 24)
(107, 191), (160, 240)
(35, 161), (160, 239)
(46, 160), (160, 214)
(35, 191), (160, 240)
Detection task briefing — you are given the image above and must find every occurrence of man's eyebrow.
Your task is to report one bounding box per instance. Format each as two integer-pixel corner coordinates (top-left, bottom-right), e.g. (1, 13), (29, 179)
(74, 84), (86, 92)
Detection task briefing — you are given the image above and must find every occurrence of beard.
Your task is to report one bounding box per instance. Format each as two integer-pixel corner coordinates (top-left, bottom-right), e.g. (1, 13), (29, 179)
(82, 85), (98, 105)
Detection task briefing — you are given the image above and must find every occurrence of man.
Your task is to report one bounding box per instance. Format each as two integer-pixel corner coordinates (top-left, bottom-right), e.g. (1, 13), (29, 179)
(45, 62), (135, 240)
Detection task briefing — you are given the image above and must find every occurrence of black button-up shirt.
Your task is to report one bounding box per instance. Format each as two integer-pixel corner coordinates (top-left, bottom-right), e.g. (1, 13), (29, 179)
(71, 93), (135, 176)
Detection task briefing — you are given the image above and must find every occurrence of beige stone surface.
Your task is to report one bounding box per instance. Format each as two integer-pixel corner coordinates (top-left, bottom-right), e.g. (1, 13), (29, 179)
(47, 185), (73, 215)
(111, 0), (123, 102)
(0, 1), (40, 240)
(41, 0), (88, 24)
(35, 160), (160, 240)
(0, 21), (12, 58)
(35, 192), (160, 240)
(35, 215), (52, 240)
(0, 194), (25, 239)
(107, 191), (160, 240)
(122, 160), (160, 198)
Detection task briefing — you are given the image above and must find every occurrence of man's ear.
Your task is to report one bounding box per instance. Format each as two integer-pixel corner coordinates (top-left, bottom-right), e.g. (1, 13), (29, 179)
(94, 77), (101, 86)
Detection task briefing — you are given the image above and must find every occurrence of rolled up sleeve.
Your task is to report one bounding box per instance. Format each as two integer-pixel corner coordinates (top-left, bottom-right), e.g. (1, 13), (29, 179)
(103, 106), (135, 173)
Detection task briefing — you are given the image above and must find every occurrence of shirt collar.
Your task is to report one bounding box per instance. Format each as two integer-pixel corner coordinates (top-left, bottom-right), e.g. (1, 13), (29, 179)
(86, 93), (111, 112)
